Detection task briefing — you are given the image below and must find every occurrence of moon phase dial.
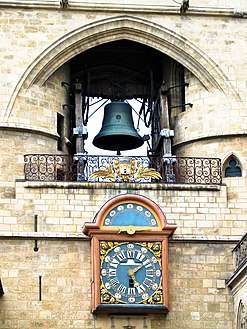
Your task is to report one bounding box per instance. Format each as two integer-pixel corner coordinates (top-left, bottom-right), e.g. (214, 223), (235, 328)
(100, 242), (163, 304)
(102, 202), (159, 227)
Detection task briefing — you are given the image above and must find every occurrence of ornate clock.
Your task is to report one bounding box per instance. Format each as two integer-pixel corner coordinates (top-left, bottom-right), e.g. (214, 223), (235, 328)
(100, 241), (162, 304)
(82, 194), (177, 314)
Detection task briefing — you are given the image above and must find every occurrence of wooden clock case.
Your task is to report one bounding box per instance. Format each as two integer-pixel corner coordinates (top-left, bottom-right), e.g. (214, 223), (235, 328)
(82, 193), (177, 315)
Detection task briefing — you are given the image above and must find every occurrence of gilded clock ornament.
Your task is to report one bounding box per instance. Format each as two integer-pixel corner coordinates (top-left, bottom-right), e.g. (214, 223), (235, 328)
(89, 157), (162, 182)
(100, 241), (163, 305)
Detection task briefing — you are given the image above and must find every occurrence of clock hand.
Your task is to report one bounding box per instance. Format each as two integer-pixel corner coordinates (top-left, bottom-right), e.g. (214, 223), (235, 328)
(127, 265), (145, 287)
(127, 269), (140, 287)
(127, 268), (136, 278)
(132, 264), (144, 274)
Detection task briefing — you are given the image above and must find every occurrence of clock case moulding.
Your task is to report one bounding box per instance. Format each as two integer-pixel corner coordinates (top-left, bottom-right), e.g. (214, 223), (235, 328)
(82, 193), (177, 315)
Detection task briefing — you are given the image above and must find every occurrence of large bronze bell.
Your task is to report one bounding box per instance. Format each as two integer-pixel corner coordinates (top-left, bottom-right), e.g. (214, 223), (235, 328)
(93, 102), (144, 154)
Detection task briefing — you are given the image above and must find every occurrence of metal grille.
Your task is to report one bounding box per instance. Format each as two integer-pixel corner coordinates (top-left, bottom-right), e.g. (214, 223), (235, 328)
(24, 154), (222, 185)
(233, 233), (247, 271)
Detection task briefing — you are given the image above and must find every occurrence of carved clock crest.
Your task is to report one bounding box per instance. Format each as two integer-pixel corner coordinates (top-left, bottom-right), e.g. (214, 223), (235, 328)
(82, 194), (177, 314)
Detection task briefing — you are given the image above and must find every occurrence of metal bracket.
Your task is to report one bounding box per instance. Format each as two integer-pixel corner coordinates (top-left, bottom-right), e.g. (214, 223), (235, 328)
(73, 153), (87, 162)
(160, 129), (174, 138)
(170, 103), (193, 109)
(180, 0), (189, 13)
(60, 0), (68, 8)
(167, 82), (189, 91)
(73, 126), (88, 137)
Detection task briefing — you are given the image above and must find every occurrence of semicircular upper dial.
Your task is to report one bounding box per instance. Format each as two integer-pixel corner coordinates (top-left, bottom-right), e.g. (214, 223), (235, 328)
(102, 202), (159, 228)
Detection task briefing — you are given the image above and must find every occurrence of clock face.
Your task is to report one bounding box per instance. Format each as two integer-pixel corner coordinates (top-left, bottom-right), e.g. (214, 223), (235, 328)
(100, 242), (162, 304)
(102, 202), (159, 228)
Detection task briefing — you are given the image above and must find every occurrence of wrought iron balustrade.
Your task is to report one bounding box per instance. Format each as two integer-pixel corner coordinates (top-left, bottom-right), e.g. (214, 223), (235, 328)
(233, 233), (247, 271)
(24, 154), (222, 184)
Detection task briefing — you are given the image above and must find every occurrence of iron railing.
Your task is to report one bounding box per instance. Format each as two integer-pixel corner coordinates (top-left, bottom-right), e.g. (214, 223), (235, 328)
(24, 154), (222, 184)
(233, 233), (247, 271)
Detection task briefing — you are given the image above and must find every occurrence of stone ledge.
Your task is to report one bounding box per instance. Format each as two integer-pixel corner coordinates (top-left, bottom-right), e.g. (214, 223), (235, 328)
(0, 1), (246, 18)
(171, 235), (241, 243)
(0, 231), (89, 240)
(20, 180), (223, 191)
(0, 124), (59, 140)
(0, 232), (240, 243)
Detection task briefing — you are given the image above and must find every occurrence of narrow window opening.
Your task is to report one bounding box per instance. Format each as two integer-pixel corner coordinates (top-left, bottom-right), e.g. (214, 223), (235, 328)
(224, 158), (242, 177)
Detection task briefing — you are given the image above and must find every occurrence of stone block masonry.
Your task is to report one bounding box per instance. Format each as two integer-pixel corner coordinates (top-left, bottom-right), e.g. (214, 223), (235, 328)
(0, 238), (236, 329)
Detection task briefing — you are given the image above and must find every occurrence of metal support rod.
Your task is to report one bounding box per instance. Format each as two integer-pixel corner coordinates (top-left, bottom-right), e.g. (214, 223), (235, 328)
(170, 103), (193, 109)
(39, 276), (42, 301)
(0, 279), (4, 296)
(75, 90), (86, 154)
(160, 87), (172, 156)
(167, 82), (189, 91)
(34, 214), (38, 232)
(34, 214), (39, 252)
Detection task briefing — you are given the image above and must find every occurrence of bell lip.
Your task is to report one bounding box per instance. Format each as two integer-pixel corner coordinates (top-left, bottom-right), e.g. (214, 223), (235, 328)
(93, 134), (144, 151)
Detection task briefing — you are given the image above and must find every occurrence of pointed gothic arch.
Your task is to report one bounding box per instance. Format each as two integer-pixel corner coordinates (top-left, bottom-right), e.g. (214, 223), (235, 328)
(3, 15), (242, 122)
(222, 153), (243, 178)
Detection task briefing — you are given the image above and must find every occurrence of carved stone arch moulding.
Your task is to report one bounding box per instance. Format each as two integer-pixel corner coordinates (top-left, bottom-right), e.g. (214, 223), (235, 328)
(4, 15), (241, 122)
(82, 193), (177, 314)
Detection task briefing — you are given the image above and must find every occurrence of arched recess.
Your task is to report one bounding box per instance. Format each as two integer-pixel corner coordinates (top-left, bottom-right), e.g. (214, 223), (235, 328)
(3, 15), (242, 122)
(222, 152), (244, 178)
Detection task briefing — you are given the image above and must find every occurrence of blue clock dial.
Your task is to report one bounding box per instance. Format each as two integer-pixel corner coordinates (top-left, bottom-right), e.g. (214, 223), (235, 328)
(100, 242), (162, 304)
(102, 203), (159, 227)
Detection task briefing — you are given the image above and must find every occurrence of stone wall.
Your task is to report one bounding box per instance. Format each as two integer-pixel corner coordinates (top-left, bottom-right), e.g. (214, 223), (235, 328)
(0, 236), (236, 329)
(0, 181), (244, 237)
(0, 239), (92, 329)
(0, 181), (246, 328)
